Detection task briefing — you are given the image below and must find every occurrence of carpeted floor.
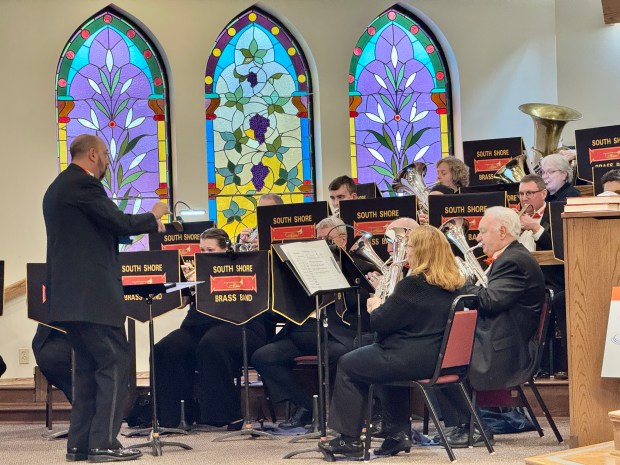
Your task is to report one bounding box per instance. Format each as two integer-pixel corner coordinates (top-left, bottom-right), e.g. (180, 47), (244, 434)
(0, 419), (569, 464)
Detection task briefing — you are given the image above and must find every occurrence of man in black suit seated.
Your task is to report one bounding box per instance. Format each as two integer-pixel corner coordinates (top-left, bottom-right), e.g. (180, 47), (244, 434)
(440, 206), (546, 447)
(32, 325), (73, 403)
(43, 134), (168, 462)
(251, 216), (371, 430)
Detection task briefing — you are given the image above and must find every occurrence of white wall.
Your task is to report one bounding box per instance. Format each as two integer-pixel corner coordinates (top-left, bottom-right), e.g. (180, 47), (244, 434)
(0, 0), (608, 378)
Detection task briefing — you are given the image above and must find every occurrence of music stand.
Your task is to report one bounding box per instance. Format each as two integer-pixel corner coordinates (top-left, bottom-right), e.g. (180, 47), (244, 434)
(193, 250), (274, 441)
(271, 241), (354, 459)
(125, 282), (195, 457)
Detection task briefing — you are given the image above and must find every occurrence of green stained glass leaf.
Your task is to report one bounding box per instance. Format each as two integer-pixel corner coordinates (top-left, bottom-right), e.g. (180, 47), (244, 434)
(404, 127), (431, 150)
(384, 64), (396, 90)
(366, 129), (391, 151)
(370, 165), (395, 178)
(224, 101), (236, 108)
(120, 134), (147, 160)
(255, 49), (267, 59)
(274, 178), (286, 186)
(227, 160), (236, 172)
(382, 127), (395, 153)
(379, 94), (395, 112)
(233, 175), (242, 185)
(271, 73), (283, 80)
(111, 69), (121, 94)
(241, 49), (253, 58)
(113, 98), (129, 119)
(99, 69), (111, 96)
(94, 100), (110, 119)
(116, 162), (124, 191)
(249, 39), (258, 54)
(279, 167), (288, 179)
(400, 93), (412, 113)
(396, 65), (405, 89)
(390, 157), (397, 175)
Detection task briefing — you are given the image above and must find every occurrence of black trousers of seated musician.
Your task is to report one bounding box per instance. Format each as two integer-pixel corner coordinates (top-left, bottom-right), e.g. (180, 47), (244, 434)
(250, 319), (349, 412)
(64, 322), (130, 451)
(153, 321), (266, 428)
(33, 329), (73, 403)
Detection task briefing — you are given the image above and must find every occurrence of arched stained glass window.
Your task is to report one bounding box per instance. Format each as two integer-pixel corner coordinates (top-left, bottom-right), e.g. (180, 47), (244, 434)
(56, 7), (171, 251)
(349, 6), (452, 192)
(205, 8), (314, 238)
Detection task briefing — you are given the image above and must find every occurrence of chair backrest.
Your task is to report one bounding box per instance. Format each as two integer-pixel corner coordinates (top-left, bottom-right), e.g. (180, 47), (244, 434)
(427, 294), (479, 383)
(535, 288), (554, 365)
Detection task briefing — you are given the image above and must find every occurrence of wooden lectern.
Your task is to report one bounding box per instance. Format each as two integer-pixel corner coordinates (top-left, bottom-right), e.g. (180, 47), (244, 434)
(563, 211), (620, 447)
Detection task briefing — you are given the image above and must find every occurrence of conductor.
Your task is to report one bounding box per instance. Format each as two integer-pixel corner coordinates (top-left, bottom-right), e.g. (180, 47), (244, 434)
(43, 134), (168, 462)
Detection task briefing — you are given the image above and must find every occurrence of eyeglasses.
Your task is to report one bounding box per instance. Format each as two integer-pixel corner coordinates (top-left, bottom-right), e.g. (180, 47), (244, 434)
(518, 189), (544, 198)
(540, 169), (560, 176)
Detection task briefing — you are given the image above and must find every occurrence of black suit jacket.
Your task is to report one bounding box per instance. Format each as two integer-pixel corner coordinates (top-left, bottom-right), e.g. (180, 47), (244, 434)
(43, 164), (158, 327)
(464, 241), (545, 390)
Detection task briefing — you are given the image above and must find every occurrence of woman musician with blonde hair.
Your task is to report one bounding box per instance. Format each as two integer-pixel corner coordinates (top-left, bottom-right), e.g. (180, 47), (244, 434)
(319, 225), (465, 459)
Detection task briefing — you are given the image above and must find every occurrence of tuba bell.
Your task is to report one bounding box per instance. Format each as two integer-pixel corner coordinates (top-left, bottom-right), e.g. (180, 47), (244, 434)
(349, 233), (388, 274)
(439, 217), (488, 287)
(392, 162), (433, 213)
(494, 103), (582, 183)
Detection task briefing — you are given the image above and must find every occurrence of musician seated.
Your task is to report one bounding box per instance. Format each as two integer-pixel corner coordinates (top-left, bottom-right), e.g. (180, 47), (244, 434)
(419, 157), (470, 224)
(250, 216), (370, 430)
(431, 156), (470, 195)
(153, 228), (271, 430)
(518, 174), (550, 252)
(437, 206), (545, 448)
(599, 169), (620, 195)
(32, 325), (73, 403)
(318, 226), (465, 459)
(238, 193), (283, 249)
(328, 175), (357, 215)
(540, 154), (581, 201)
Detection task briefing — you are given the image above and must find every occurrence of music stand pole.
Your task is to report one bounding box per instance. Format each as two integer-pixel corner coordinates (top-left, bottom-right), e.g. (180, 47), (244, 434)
(128, 293), (192, 456)
(283, 295), (329, 458)
(213, 324), (274, 441)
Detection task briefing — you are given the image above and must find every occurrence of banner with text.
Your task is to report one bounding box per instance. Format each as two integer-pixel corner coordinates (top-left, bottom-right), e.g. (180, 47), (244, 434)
(575, 124), (620, 182)
(463, 137), (525, 185)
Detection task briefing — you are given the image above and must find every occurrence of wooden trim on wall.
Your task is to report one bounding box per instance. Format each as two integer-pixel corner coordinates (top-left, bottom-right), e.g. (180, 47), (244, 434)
(5, 278), (26, 302)
(602, 0), (620, 24)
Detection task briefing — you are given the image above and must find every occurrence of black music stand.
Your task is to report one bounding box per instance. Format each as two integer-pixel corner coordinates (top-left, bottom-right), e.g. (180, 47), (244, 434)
(211, 323), (275, 442)
(125, 282), (194, 457)
(271, 241), (354, 460)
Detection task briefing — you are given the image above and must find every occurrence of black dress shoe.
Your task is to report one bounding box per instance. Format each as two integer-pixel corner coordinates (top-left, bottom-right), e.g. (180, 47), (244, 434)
(318, 436), (363, 458)
(445, 426), (494, 449)
(279, 407), (312, 429)
(227, 419), (244, 431)
(374, 431), (413, 456)
(66, 447), (88, 462)
(87, 448), (143, 462)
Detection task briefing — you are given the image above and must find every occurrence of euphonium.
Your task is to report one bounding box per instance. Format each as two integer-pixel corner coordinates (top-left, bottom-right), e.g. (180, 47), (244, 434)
(349, 234), (388, 274)
(493, 154), (528, 184)
(439, 217), (488, 287)
(392, 162), (433, 213)
(375, 227), (410, 303)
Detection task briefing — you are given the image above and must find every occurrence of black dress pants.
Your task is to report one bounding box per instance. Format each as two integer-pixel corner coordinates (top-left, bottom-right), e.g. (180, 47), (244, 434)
(64, 322), (130, 451)
(34, 332), (73, 403)
(327, 344), (415, 438)
(154, 322), (265, 427)
(251, 321), (349, 411)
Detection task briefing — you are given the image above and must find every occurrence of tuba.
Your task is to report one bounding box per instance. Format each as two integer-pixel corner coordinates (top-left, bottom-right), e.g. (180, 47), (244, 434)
(439, 217), (488, 287)
(494, 103), (582, 183)
(392, 162), (434, 213)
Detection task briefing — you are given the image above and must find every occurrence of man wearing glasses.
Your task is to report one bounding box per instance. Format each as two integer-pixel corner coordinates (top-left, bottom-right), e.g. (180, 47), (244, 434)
(518, 174), (550, 252)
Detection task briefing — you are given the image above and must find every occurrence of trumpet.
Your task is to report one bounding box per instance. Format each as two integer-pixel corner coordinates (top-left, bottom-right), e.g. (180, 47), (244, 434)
(234, 228), (258, 252)
(518, 203), (531, 217)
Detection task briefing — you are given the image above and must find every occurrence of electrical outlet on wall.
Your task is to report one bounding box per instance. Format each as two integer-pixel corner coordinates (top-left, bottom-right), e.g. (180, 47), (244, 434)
(18, 348), (30, 364)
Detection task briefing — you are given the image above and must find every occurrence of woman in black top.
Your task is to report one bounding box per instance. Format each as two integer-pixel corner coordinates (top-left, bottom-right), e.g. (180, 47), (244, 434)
(319, 226), (465, 459)
(540, 153), (581, 201)
(153, 228), (269, 430)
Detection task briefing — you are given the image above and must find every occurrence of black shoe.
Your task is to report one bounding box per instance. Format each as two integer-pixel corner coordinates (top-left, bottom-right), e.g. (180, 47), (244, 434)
(368, 415), (388, 438)
(374, 431), (413, 456)
(553, 371), (568, 380)
(227, 419), (244, 431)
(445, 426), (494, 449)
(66, 447), (88, 462)
(87, 448), (143, 462)
(279, 407), (312, 429)
(318, 436), (363, 458)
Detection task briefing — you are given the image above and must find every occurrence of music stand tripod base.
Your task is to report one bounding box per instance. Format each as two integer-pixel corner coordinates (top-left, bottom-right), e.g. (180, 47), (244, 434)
(124, 283), (195, 456)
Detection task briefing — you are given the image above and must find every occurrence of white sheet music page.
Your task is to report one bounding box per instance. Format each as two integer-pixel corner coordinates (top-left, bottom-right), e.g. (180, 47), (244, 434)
(280, 240), (350, 295)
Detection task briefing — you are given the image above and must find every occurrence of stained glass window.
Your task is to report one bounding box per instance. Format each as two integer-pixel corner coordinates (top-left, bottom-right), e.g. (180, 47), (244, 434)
(56, 7), (171, 251)
(205, 8), (314, 238)
(349, 6), (452, 193)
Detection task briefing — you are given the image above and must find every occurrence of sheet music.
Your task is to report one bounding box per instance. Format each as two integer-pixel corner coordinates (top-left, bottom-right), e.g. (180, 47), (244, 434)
(279, 241), (351, 295)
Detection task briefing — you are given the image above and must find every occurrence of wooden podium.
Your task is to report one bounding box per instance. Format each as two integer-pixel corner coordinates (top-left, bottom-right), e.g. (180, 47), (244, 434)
(563, 211), (620, 447)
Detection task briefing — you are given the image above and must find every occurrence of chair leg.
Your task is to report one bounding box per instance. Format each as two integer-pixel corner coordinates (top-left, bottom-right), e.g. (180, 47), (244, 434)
(527, 379), (563, 443)
(456, 382), (494, 455)
(419, 386), (456, 462)
(515, 385), (544, 437)
(46, 382), (53, 430)
(423, 404), (429, 435)
(363, 385), (375, 461)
